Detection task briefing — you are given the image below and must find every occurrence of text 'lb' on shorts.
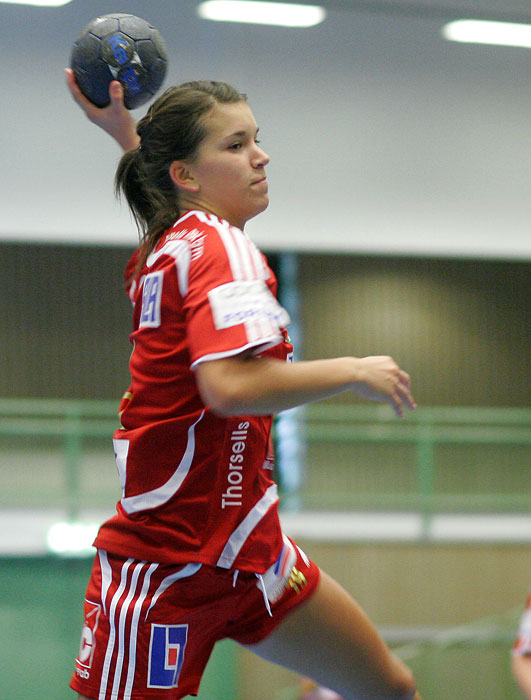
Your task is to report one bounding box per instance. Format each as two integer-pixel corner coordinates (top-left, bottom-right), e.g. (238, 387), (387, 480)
(70, 536), (320, 700)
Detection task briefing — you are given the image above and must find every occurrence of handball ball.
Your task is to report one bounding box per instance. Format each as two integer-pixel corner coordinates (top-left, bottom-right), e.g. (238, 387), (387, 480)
(70, 13), (168, 110)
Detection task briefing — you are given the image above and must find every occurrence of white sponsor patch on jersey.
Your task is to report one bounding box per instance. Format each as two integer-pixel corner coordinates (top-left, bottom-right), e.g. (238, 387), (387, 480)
(207, 280), (290, 331)
(139, 271), (164, 328)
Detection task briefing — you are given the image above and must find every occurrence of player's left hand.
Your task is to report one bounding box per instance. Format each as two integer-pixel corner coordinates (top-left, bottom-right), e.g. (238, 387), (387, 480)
(352, 355), (417, 419)
(65, 68), (140, 152)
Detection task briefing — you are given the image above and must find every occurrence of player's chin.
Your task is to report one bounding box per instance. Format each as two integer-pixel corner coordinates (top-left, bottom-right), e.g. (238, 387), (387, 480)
(243, 193), (269, 225)
(254, 193), (270, 215)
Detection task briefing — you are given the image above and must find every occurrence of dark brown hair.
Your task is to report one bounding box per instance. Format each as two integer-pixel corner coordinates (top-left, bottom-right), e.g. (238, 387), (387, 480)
(115, 80), (246, 265)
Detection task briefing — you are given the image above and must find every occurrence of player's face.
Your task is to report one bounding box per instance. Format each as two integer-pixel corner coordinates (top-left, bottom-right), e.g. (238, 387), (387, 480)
(180, 101), (270, 229)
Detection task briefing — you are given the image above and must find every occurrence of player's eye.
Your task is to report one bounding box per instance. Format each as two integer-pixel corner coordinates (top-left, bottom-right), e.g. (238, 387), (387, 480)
(228, 142), (242, 150)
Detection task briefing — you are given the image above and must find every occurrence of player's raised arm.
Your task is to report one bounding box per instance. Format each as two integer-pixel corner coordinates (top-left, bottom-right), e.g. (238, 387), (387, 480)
(65, 68), (139, 152)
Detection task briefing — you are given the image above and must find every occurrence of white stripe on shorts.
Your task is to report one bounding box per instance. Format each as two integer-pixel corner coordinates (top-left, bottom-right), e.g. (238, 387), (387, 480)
(144, 562), (202, 621)
(99, 558), (133, 700)
(98, 549), (112, 616)
(123, 563), (158, 700)
(96, 556), (201, 700)
(110, 562), (144, 699)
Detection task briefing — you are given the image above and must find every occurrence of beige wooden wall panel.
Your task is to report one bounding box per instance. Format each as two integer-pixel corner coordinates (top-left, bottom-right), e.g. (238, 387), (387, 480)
(299, 255), (530, 406)
(236, 540), (530, 699)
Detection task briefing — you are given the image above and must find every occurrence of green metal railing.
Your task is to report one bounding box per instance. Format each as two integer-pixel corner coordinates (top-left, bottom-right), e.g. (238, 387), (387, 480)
(0, 399), (529, 524)
(302, 403), (531, 520)
(0, 398), (117, 520)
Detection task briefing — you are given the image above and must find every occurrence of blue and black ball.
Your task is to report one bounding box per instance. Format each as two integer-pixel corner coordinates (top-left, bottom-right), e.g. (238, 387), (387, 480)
(71, 13), (168, 110)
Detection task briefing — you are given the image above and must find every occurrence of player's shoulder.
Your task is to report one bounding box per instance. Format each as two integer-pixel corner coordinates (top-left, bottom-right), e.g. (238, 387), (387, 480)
(177, 210), (251, 255)
(140, 211), (269, 289)
(176, 211), (268, 274)
(147, 211), (236, 264)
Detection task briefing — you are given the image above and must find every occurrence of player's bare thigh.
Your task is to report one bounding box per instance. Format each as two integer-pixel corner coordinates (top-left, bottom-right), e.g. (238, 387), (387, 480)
(245, 569), (420, 700)
(77, 695), (91, 700)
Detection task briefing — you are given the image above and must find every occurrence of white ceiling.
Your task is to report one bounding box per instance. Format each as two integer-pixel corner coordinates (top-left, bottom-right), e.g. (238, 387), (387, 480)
(302, 0), (531, 22)
(0, 0), (529, 258)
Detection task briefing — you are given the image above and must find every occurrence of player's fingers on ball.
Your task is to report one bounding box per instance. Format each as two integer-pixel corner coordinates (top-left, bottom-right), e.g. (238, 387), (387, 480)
(65, 68), (80, 96)
(65, 71), (93, 111)
(109, 80), (124, 103)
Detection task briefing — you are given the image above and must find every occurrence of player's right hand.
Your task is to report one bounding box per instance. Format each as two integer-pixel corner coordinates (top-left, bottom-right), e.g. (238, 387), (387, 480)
(65, 68), (140, 152)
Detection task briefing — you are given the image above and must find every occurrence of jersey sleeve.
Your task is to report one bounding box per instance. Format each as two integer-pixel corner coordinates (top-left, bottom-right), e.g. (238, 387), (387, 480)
(124, 247), (142, 301)
(513, 592), (531, 656)
(184, 222), (290, 368)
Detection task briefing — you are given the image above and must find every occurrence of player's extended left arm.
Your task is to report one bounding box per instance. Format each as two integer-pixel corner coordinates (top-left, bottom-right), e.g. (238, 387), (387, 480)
(194, 353), (416, 419)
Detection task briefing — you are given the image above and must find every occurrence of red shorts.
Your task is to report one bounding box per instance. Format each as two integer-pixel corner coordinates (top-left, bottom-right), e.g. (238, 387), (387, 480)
(70, 535), (320, 700)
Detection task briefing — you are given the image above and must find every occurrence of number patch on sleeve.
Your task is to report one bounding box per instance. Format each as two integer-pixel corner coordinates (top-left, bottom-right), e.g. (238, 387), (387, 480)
(139, 272), (164, 328)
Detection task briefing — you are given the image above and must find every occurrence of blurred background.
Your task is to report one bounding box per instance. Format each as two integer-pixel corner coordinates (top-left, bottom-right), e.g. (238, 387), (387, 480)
(0, 0), (529, 698)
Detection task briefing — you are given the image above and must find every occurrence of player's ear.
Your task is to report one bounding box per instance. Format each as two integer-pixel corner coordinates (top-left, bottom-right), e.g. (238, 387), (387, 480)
(169, 161), (200, 193)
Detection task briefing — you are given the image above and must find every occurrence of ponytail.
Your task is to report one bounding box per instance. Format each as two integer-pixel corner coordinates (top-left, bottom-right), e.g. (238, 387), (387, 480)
(115, 146), (178, 272)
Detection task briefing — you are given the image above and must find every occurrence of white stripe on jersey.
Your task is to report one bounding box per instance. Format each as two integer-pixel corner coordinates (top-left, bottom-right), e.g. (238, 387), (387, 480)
(194, 213), (286, 343)
(194, 210), (268, 283)
(128, 278), (138, 304)
(189, 336), (284, 370)
(120, 410), (205, 514)
(147, 210), (285, 345)
(214, 221), (246, 280)
(146, 239), (191, 297)
(174, 210), (202, 228)
(216, 484), (279, 569)
(144, 211), (269, 300)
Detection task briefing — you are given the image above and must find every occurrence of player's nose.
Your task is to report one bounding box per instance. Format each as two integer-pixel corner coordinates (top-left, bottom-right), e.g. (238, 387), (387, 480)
(252, 143), (270, 167)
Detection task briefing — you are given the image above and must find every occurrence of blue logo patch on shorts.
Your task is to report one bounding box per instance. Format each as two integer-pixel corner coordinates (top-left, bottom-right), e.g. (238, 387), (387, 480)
(147, 624), (188, 689)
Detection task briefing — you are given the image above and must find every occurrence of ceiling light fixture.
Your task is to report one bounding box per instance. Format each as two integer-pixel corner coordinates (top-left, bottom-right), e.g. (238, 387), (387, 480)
(442, 19), (531, 49)
(197, 0), (326, 28)
(1, 0), (73, 5)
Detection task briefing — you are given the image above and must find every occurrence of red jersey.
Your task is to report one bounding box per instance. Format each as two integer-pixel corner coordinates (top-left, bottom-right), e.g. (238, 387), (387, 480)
(93, 211), (292, 574)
